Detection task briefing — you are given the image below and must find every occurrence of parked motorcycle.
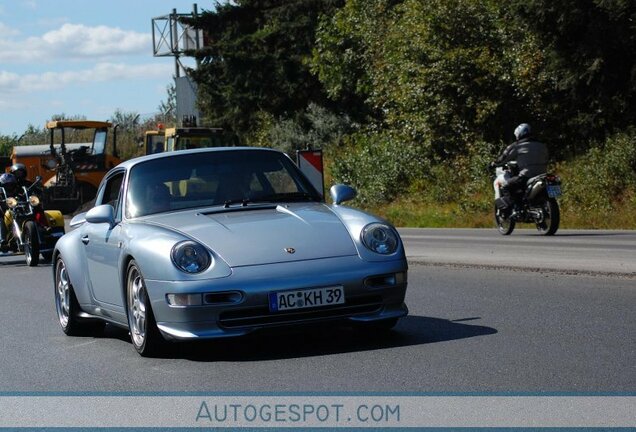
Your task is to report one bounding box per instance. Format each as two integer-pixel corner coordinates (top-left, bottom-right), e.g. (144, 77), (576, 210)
(492, 163), (562, 236)
(0, 177), (65, 266)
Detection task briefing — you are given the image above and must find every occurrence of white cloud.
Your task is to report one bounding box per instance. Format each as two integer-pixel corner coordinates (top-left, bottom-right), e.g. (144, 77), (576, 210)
(0, 23), (151, 63)
(0, 22), (20, 37)
(23, 1), (38, 11)
(0, 62), (173, 94)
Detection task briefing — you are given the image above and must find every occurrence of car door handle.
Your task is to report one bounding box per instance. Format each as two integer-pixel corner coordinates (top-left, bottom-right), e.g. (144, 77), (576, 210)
(81, 235), (89, 245)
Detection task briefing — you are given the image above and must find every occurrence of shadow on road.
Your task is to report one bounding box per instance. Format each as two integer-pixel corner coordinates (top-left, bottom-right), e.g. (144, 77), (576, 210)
(0, 256), (26, 266)
(100, 315), (497, 361)
(0, 255), (53, 267)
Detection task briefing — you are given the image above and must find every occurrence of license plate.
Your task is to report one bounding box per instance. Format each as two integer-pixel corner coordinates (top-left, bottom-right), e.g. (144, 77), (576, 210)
(269, 286), (345, 312)
(547, 184), (562, 198)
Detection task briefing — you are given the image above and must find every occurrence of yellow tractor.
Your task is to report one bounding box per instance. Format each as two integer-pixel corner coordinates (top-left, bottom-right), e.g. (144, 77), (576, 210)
(142, 124), (229, 155)
(12, 120), (122, 213)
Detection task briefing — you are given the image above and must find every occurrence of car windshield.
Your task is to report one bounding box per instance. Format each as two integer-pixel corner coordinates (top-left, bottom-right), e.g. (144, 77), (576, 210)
(126, 150), (322, 218)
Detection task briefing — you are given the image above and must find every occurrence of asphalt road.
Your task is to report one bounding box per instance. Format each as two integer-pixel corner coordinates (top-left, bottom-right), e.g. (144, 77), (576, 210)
(0, 229), (634, 392)
(401, 228), (636, 276)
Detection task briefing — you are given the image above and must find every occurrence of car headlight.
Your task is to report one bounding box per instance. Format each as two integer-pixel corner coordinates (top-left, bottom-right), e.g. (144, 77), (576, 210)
(171, 240), (211, 273)
(29, 195), (40, 206)
(361, 223), (399, 255)
(6, 197), (17, 208)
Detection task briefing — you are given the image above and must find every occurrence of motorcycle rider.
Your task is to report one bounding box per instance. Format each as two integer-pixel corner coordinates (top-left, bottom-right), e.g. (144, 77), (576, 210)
(10, 162), (42, 195)
(491, 123), (549, 216)
(10, 163), (30, 188)
(0, 173), (18, 246)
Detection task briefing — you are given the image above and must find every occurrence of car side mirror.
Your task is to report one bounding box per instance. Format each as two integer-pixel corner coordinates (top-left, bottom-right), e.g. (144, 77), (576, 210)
(85, 204), (115, 227)
(330, 184), (357, 205)
(69, 212), (87, 228)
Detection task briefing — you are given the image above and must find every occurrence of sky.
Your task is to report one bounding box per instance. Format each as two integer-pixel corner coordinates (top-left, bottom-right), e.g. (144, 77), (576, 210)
(0, 0), (206, 136)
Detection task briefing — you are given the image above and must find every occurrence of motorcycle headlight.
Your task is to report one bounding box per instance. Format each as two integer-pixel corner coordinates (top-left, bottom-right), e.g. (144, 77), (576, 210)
(361, 223), (399, 255)
(29, 195), (40, 206)
(6, 197), (17, 208)
(171, 240), (211, 274)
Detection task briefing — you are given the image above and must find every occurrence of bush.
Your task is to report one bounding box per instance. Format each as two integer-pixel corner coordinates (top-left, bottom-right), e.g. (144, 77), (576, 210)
(272, 104), (355, 154)
(330, 131), (429, 205)
(562, 130), (636, 213)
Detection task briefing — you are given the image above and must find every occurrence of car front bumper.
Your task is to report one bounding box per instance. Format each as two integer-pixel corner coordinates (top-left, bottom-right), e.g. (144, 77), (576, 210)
(145, 255), (408, 340)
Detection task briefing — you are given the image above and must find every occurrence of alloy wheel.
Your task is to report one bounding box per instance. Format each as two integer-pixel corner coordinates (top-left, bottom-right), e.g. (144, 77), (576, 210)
(128, 266), (147, 348)
(55, 259), (71, 328)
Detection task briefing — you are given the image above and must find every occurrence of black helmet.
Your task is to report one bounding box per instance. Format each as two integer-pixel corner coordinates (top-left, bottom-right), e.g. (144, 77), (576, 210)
(10, 163), (27, 180)
(514, 123), (531, 141)
(0, 173), (17, 192)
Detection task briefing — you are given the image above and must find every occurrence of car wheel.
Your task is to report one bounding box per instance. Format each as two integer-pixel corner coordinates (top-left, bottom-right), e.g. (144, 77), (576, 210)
(23, 221), (40, 266)
(54, 256), (104, 336)
(126, 260), (165, 357)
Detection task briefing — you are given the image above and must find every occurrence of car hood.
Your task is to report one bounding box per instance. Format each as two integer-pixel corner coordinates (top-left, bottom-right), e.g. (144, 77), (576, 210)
(140, 203), (358, 267)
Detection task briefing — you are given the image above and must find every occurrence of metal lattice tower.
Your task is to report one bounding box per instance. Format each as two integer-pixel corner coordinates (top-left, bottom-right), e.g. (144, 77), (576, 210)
(152, 4), (203, 125)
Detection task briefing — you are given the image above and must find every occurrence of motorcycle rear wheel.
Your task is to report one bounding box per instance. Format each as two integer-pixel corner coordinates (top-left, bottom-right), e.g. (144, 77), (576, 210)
(536, 198), (560, 236)
(495, 205), (515, 235)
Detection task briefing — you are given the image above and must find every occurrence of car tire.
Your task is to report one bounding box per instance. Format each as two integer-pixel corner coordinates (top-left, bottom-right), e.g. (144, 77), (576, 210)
(126, 260), (165, 357)
(54, 256), (104, 336)
(24, 221), (40, 266)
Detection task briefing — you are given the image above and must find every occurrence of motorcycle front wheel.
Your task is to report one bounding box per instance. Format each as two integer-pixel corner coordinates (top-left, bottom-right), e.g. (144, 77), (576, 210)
(494, 205), (515, 235)
(23, 221), (40, 266)
(536, 198), (560, 236)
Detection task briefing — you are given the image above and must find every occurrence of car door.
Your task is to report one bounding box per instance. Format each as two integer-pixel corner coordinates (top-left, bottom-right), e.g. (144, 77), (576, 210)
(83, 170), (126, 307)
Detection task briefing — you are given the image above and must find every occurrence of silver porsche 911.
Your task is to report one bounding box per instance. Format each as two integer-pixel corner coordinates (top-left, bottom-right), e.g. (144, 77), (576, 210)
(53, 147), (408, 356)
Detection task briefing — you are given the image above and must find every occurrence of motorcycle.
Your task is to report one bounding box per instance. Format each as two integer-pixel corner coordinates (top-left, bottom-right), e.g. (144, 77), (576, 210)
(0, 177), (65, 266)
(492, 162), (562, 236)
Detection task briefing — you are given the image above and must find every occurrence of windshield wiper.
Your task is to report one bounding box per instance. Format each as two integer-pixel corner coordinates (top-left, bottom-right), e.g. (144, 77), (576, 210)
(221, 192), (316, 208)
(251, 192), (316, 203)
(223, 198), (251, 208)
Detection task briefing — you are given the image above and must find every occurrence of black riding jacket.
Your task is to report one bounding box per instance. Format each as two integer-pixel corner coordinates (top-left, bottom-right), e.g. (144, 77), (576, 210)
(494, 137), (549, 178)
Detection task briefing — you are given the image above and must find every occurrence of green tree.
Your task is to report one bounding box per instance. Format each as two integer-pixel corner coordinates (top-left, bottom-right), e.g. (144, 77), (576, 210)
(313, 0), (524, 161)
(188, 0), (344, 141)
(500, 0), (636, 156)
(110, 109), (140, 131)
(157, 83), (176, 125)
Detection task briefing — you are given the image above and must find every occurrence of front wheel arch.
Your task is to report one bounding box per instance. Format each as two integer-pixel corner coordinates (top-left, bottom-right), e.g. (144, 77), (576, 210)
(120, 255), (135, 310)
(125, 259), (166, 356)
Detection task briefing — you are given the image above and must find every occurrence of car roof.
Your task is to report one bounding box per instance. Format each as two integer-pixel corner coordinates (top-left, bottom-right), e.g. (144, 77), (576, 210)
(117, 147), (285, 170)
(46, 120), (112, 129)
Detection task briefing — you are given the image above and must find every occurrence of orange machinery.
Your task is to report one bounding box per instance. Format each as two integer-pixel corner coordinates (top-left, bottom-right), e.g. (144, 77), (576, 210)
(11, 120), (122, 213)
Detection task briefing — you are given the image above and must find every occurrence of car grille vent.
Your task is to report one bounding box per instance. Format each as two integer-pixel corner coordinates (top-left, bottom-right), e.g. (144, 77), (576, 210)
(218, 295), (383, 329)
(204, 291), (243, 305)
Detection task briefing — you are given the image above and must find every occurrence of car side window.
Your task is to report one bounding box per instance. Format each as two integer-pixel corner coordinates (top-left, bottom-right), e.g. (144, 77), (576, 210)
(99, 172), (125, 220)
